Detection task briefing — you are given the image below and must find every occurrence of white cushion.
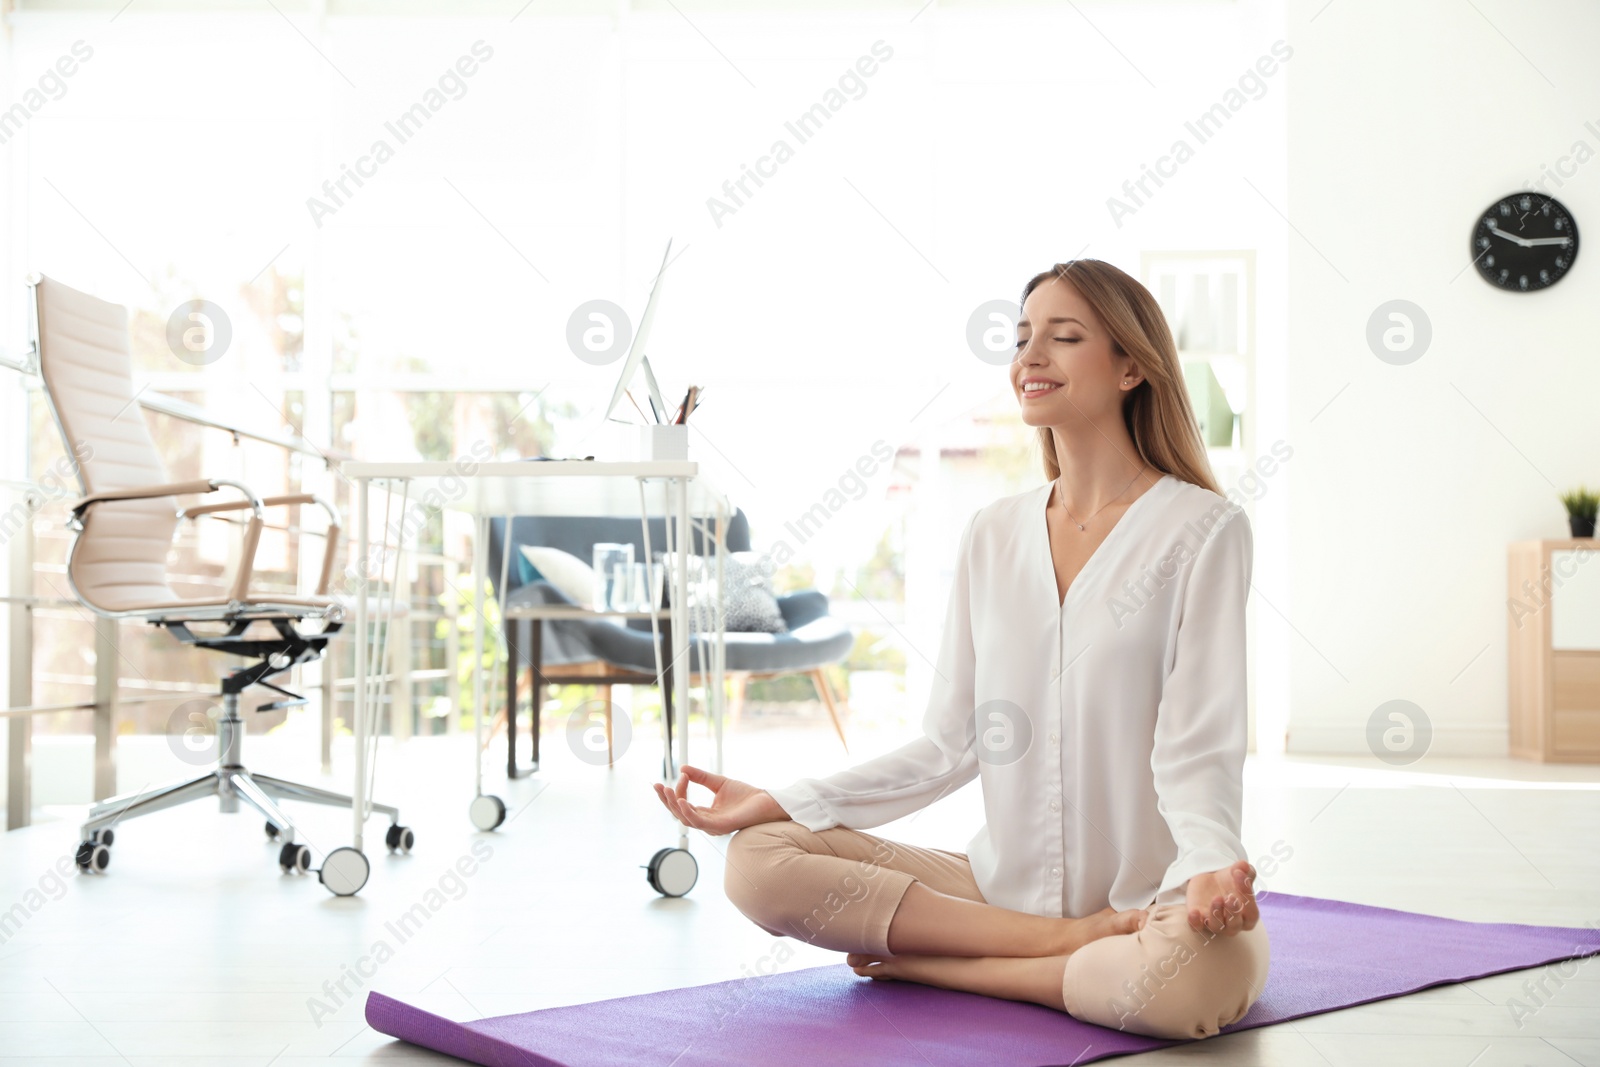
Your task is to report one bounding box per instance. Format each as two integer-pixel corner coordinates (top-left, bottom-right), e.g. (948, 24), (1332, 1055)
(518, 546), (597, 609)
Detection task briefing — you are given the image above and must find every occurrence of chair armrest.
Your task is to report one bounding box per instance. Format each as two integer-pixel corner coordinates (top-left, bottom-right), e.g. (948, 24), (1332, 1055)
(71, 477), (271, 602)
(70, 478), (339, 603)
(178, 493), (343, 595)
(778, 589), (831, 629)
(181, 492), (319, 519)
(69, 478), (223, 521)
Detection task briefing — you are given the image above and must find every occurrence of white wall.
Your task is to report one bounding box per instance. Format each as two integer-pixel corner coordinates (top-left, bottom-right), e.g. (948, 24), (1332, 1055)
(1284, 0), (1600, 754)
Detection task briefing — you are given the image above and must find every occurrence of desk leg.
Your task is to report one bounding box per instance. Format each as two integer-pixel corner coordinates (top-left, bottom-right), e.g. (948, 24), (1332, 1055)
(529, 619), (542, 769)
(674, 478), (691, 783)
(671, 479), (693, 857)
(681, 483), (694, 783)
(509, 618), (541, 778)
(472, 515), (488, 800)
(660, 617), (674, 779)
(714, 504), (727, 776)
(465, 517), (510, 834)
(506, 617), (519, 780)
(353, 479), (369, 851)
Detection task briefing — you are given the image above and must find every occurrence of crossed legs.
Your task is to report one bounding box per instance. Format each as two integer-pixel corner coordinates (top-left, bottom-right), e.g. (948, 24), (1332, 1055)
(722, 820), (1269, 1041)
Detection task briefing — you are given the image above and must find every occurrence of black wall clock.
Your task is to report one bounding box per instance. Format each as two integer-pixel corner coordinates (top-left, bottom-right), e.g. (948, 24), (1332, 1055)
(1471, 192), (1578, 292)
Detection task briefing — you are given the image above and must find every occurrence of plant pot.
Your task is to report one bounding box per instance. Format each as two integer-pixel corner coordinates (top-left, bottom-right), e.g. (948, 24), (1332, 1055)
(1570, 515), (1597, 538)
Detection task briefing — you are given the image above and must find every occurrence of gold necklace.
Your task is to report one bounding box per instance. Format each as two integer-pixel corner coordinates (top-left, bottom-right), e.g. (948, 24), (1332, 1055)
(1056, 465), (1148, 532)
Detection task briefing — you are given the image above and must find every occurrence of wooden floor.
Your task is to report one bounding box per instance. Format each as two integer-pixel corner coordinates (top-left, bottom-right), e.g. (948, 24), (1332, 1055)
(1, 713), (1598, 1065)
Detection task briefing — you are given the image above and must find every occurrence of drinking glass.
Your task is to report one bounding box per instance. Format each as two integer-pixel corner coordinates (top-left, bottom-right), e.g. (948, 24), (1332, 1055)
(592, 543), (634, 611)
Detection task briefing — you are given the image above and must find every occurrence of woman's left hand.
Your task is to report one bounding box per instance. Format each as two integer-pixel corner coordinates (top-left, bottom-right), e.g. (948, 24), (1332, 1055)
(1185, 859), (1259, 936)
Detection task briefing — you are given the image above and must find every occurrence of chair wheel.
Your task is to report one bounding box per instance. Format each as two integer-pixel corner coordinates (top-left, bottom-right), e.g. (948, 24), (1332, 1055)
(76, 841), (111, 873)
(385, 825), (415, 853)
(265, 820), (283, 842)
(469, 794), (506, 832)
(90, 828), (114, 847)
(644, 847), (697, 898)
(279, 842), (312, 874)
(318, 847), (370, 897)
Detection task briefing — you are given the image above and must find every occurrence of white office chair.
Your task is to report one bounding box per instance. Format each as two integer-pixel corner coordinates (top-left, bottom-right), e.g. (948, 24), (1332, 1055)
(27, 274), (411, 896)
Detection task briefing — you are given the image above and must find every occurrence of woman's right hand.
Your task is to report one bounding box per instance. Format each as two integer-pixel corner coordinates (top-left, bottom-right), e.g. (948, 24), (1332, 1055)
(652, 764), (787, 836)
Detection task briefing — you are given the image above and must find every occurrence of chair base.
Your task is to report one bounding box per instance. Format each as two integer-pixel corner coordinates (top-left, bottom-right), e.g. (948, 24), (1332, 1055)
(79, 765), (399, 843)
(78, 690), (401, 860)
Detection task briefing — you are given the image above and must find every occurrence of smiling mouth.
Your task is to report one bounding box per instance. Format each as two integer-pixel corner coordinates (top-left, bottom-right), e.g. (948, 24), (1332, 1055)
(1021, 381), (1062, 399)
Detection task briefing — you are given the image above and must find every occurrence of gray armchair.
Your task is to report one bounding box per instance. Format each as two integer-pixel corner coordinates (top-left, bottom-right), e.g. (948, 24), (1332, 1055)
(486, 511), (853, 776)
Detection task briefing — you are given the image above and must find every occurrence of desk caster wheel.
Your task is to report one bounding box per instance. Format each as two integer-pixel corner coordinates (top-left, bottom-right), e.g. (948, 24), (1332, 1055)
(318, 847), (370, 897)
(279, 842), (312, 874)
(645, 847), (697, 898)
(76, 841), (111, 873)
(90, 828), (114, 847)
(469, 794), (506, 832)
(385, 825), (416, 853)
(265, 820), (283, 842)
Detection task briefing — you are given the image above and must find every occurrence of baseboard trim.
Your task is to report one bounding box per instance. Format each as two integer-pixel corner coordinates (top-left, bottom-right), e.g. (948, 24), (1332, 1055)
(1286, 720), (1509, 758)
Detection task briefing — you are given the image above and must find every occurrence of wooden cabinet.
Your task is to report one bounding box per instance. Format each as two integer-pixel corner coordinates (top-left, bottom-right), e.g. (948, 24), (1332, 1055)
(1509, 539), (1600, 761)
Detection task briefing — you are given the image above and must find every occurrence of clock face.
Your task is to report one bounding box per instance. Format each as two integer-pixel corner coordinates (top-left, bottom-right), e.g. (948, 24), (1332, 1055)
(1471, 192), (1578, 291)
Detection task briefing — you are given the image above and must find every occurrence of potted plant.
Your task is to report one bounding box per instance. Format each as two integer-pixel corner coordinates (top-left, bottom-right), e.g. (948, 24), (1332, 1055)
(1560, 486), (1599, 539)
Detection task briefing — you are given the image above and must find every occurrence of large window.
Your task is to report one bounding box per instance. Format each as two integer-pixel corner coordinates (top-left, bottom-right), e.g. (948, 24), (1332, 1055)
(1, 1), (1288, 790)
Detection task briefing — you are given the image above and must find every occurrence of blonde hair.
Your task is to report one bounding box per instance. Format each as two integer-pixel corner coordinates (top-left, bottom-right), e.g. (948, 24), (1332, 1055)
(1019, 259), (1221, 496)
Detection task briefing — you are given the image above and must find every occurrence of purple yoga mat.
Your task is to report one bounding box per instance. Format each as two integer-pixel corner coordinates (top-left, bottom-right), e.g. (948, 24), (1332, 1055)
(366, 892), (1600, 1066)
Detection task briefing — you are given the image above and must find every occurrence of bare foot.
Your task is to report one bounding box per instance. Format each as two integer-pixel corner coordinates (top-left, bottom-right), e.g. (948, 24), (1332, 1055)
(1048, 906), (1148, 956)
(846, 951), (1072, 1012)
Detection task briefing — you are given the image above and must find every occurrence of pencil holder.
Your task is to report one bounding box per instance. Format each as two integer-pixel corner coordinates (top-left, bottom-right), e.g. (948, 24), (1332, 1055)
(638, 424), (689, 462)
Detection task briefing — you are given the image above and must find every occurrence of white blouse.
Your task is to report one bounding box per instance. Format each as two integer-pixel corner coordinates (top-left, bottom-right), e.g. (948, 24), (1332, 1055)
(766, 472), (1253, 919)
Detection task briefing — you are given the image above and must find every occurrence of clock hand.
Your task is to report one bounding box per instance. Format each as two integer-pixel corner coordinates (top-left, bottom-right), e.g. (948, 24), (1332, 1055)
(1485, 222), (1533, 248)
(1523, 236), (1573, 247)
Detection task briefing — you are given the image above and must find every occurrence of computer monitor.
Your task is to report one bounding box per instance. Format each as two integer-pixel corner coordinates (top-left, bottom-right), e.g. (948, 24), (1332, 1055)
(603, 238), (674, 424)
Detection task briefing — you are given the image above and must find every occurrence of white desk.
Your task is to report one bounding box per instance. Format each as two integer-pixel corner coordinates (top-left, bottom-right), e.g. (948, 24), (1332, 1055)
(341, 460), (728, 897)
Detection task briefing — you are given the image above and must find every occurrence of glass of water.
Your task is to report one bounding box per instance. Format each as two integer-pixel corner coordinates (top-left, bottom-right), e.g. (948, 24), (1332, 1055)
(592, 543), (634, 611)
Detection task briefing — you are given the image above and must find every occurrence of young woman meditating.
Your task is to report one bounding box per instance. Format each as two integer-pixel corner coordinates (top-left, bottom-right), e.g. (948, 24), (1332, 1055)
(651, 258), (1267, 1040)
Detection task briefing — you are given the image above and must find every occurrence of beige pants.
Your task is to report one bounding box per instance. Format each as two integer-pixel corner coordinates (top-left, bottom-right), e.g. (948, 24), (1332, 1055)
(723, 820), (1269, 1041)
